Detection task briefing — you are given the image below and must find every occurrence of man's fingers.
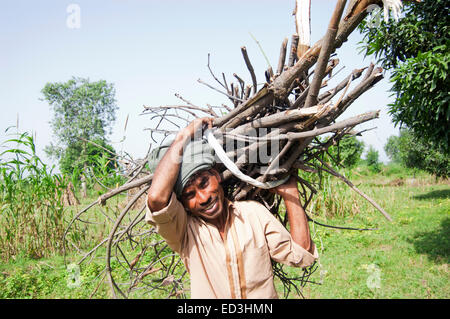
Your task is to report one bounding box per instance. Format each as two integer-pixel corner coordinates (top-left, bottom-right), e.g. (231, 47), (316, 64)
(201, 117), (214, 130)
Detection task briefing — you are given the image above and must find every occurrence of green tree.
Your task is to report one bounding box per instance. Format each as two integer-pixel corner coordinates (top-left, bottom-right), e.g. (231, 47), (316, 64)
(359, 0), (450, 154)
(328, 135), (365, 168)
(59, 138), (117, 176)
(366, 146), (381, 173)
(384, 134), (402, 164)
(384, 129), (449, 179)
(42, 77), (118, 174)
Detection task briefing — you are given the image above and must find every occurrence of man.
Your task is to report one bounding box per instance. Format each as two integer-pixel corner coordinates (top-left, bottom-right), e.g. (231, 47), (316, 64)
(146, 117), (318, 298)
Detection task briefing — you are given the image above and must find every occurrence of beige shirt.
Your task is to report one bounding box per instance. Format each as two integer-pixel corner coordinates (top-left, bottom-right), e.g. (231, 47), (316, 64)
(145, 193), (319, 299)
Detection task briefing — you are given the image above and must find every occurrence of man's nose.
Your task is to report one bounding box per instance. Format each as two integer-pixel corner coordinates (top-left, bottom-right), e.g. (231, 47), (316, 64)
(197, 190), (211, 206)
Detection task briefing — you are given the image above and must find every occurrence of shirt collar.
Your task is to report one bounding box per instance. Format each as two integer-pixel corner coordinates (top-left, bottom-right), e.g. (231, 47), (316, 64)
(225, 198), (244, 222)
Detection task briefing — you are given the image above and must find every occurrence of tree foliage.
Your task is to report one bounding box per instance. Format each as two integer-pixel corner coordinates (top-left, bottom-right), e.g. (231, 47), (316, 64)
(59, 138), (117, 176)
(384, 129), (449, 179)
(359, 0), (450, 154)
(384, 134), (402, 164)
(365, 145), (381, 172)
(327, 135), (365, 168)
(42, 77), (118, 174)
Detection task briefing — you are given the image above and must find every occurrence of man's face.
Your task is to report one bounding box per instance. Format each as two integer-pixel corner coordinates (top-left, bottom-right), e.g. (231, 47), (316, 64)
(180, 169), (226, 222)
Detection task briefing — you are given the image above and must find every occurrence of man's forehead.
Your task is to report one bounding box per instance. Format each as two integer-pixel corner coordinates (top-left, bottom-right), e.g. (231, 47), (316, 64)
(182, 168), (215, 193)
(188, 169), (214, 183)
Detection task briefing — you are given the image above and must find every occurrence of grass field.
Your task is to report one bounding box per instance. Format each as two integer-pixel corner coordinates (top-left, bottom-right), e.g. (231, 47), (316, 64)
(0, 167), (448, 299)
(301, 178), (449, 298)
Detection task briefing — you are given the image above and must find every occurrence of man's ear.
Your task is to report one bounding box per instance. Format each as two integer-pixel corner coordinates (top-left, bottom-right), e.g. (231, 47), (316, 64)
(210, 168), (221, 183)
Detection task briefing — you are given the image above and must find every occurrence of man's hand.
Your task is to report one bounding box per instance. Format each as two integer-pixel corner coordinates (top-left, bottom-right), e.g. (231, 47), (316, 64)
(271, 176), (299, 198)
(179, 117), (214, 141)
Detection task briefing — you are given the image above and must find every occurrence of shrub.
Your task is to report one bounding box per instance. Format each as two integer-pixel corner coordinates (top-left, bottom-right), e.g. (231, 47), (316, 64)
(366, 146), (381, 173)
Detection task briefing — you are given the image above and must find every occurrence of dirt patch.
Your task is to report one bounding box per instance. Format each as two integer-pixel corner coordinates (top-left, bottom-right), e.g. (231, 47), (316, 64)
(59, 181), (80, 206)
(379, 244), (393, 252)
(437, 264), (448, 273)
(118, 183), (148, 211)
(389, 178), (404, 187)
(369, 176), (449, 188)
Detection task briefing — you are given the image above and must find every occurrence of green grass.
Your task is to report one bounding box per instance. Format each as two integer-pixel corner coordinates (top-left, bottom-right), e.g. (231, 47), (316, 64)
(278, 174), (449, 299)
(1, 165), (449, 299)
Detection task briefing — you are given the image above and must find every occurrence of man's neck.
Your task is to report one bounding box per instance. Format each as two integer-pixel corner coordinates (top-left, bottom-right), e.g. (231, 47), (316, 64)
(208, 199), (229, 235)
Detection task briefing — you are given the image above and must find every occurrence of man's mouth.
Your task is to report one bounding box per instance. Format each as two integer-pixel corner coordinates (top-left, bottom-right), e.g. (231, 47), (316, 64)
(202, 197), (218, 214)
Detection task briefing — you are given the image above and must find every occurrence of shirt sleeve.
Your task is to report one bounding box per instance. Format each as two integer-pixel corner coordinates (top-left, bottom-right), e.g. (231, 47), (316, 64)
(255, 202), (319, 268)
(145, 192), (187, 253)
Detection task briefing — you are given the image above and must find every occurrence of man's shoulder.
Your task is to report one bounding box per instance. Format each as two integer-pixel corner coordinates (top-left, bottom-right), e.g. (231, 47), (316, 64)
(232, 199), (269, 214)
(231, 200), (276, 229)
(233, 199), (263, 206)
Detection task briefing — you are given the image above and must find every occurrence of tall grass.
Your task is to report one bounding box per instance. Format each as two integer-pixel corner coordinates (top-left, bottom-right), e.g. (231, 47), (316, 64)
(298, 166), (361, 220)
(0, 129), (67, 260)
(301, 163), (442, 221)
(308, 174), (360, 219)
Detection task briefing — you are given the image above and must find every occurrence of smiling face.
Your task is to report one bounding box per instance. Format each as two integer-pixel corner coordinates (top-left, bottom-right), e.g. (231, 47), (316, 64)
(180, 169), (226, 222)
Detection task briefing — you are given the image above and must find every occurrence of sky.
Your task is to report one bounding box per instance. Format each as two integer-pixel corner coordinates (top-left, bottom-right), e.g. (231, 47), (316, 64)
(0, 0), (399, 168)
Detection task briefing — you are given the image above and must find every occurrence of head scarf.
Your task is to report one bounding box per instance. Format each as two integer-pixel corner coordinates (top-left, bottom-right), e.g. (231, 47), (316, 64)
(148, 138), (215, 197)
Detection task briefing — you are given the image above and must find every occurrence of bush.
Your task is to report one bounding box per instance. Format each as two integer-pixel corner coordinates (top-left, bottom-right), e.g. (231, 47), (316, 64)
(328, 135), (365, 168)
(366, 146), (381, 173)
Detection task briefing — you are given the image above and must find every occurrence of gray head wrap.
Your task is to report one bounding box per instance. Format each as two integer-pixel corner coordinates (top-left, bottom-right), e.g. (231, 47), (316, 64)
(148, 138), (215, 197)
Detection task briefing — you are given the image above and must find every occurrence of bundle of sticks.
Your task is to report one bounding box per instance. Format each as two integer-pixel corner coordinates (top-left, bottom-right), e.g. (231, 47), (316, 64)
(65, 0), (395, 299)
(141, 0), (392, 222)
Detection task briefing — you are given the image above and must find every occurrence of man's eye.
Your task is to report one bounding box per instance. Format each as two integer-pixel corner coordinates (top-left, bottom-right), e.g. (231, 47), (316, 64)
(184, 192), (195, 199)
(199, 177), (209, 188)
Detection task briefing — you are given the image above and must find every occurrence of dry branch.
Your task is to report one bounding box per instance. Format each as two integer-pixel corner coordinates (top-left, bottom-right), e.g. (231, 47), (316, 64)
(304, 0), (347, 108)
(294, 0), (311, 59)
(277, 37), (289, 75)
(241, 46), (258, 94)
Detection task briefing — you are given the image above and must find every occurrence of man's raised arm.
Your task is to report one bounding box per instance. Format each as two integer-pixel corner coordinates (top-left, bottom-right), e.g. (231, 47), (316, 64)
(147, 117), (213, 212)
(272, 176), (314, 254)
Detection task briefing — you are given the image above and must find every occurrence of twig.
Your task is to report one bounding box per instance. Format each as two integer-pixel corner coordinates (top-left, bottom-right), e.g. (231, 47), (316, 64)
(318, 67), (365, 104)
(143, 103), (216, 117)
(197, 78), (244, 102)
(233, 73), (245, 98)
(241, 46), (257, 94)
(270, 0), (372, 100)
(98, 173), (153, 206)
(105, 185), (150, 298)
(206, 53), (227, 90)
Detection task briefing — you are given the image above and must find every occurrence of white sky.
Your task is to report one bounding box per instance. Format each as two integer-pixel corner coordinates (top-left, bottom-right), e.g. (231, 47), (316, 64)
(0, 0), (399, 169)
